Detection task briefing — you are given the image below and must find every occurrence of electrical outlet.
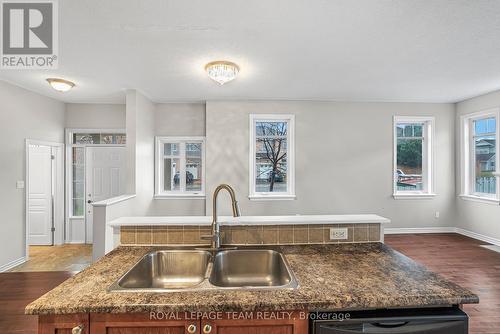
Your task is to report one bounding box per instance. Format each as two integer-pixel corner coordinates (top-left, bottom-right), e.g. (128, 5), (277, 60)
(435, 211), (440, 219)
(16, 181), (25, 189)
(330, 228), (348, 240)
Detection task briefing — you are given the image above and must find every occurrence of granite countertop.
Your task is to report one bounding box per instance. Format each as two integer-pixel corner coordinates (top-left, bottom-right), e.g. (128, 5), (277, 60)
(25, 243), (479, 315)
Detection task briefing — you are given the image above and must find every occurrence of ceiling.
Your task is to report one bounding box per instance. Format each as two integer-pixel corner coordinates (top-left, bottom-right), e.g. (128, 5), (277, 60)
(1, 0), (500, 104)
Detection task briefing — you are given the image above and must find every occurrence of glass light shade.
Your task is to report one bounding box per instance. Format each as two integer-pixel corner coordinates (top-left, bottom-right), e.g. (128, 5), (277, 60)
(205, 61), (239, 85)
(46, 78), (75, 92)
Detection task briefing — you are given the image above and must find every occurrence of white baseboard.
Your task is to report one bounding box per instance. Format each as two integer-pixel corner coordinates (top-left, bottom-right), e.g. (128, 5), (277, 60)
(455, 228), (500, 246)
(385, 227), (500, 246)
(384, 227), (455, 234)
(0, 257), (26, 272)
(65, 240), (86, 244)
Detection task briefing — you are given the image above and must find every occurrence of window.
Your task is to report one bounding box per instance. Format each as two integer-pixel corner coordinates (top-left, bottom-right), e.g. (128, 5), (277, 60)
(249, 114), (295, 200)
(73, 133), (126, 145)
(393, 116), (434, 199)
(72, 147), (85, 216)
(66, 130), (126, 217)
(460, 109), (499, 203)
(155, 137), (205, 198)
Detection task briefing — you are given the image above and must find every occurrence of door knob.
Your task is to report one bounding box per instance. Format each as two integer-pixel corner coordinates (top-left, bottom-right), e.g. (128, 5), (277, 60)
(187, 324), (197, 333)
(203, 324), (212, 333)
(72, 325), (84, 334)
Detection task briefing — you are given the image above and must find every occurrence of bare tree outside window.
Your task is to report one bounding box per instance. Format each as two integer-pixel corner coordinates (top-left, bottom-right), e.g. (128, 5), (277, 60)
(255, 121), (288, 192)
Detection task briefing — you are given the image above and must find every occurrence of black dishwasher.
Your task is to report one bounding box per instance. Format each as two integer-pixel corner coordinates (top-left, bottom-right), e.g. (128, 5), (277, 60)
(310, 307), (468, 334)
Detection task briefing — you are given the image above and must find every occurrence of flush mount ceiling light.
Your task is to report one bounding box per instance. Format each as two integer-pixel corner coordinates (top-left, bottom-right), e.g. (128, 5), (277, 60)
(205, 61), (239, 85)
(46, 78), (75, 92)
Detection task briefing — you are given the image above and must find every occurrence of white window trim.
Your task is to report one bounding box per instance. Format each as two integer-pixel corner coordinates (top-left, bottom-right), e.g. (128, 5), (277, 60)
(458, 194), (500, 205)
(154, 136), (206, 199)
(65, 128), (126, 219)
(249, 114), (296, 201)
(459, 108), (500, 205)
(392, 116), (435, 199)
(393, 193), (437, 200)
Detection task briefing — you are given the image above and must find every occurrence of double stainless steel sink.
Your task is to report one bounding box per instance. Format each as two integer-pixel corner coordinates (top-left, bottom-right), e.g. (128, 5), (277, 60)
(109, 249), (299, 292)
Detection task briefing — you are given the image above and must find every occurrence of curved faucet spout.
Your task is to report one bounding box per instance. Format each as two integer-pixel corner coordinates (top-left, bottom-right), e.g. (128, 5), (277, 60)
(213, 184), (241, 220)
(202, 184), (241, 249)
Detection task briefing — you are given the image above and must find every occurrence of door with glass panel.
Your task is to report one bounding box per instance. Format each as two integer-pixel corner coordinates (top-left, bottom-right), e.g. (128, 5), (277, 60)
(68, 131), (126, 244)
(85, 147), (127, 243)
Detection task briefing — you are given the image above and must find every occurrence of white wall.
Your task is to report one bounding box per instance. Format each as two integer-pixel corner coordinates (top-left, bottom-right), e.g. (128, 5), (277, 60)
(0, 80), (65, 270)
(155, 103), (205, 136)
(93, 195), (135, 260)
(65, 103), (125, 129)
(124, 90), (155, 213)
(205, 101), (456, 229)
(455, 90), (500, 240)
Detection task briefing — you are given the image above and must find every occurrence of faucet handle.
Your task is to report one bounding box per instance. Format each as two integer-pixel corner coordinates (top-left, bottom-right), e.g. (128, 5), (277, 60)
(201, 231), (222, 249)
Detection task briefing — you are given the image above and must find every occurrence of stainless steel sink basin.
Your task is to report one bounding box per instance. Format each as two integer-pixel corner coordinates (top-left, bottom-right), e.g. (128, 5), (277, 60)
(109, 250), (211, 291)
(209, 249), (298, 289)
(109, 248), (298, 292)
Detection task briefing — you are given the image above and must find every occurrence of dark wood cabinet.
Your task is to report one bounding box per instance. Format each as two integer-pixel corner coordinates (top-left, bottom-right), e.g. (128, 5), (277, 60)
(39, 314), (89, 334)
(91, 313), (199, 334)
(200, 312), (307, 334)
(38, 311), (308, 334)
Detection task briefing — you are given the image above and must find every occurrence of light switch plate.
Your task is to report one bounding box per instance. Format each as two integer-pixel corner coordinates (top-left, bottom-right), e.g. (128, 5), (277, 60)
(16, 181), (25, 189)
(330, 227), (348, 240)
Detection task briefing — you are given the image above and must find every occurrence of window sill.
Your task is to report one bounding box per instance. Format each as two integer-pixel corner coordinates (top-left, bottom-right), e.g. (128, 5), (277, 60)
(393, 193), (436, 200)
(248, 194), (296, 201)
(459, 194), (500, 205)
(69, 216), (84, 219)
(154, 194), (205, 200)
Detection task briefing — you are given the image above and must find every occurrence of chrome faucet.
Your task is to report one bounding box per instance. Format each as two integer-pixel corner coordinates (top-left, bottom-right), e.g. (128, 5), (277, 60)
(201, 184), (240, 249)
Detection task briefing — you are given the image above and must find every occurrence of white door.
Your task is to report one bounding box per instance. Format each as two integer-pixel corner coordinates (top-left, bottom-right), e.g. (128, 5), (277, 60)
(85, 147), (127, 243)
(28, 145), (53, 245)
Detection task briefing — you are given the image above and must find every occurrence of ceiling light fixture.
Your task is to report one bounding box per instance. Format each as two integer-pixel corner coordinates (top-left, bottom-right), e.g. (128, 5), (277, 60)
(46, 78), (75, 92)
(205, 61), (239, 85)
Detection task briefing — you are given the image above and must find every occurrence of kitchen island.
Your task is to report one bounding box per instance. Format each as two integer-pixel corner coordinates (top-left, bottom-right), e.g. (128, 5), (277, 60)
(26, 243), (478, 333)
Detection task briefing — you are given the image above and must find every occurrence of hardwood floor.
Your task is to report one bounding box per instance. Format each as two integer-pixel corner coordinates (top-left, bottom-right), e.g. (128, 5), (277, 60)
(9, 245), (92, 272)
(0, 271), (74, 334)
(0, 234), (498, 333)
(385, 233), (500, 334)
